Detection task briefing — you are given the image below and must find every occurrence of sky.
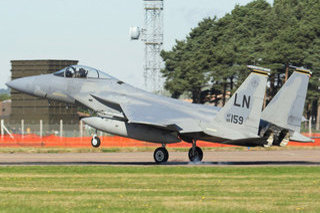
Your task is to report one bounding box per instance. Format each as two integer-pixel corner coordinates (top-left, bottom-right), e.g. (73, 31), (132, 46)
(0, 0), (273, 90)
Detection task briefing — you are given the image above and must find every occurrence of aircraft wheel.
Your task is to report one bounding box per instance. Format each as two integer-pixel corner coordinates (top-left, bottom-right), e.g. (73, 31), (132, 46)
(153, 147), (169, 164)
(91, 135), (101, 148)
(188, 146), (203, 162)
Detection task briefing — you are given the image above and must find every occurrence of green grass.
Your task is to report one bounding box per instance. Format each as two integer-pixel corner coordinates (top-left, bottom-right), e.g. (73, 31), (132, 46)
(0, 166), (319, 212)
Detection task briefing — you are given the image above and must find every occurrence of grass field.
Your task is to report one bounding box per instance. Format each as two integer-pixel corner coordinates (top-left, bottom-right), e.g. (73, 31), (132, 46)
(0, 166), (319, 212)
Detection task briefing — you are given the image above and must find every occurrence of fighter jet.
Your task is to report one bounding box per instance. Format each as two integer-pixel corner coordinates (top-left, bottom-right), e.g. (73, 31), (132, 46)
(6, 64), (279, 163)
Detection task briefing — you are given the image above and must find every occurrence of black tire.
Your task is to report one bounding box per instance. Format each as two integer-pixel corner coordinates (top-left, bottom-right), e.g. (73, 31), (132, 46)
(188, 146), (203, 162)
(91, 136), (101, 148)
(153, 147), (169, 164)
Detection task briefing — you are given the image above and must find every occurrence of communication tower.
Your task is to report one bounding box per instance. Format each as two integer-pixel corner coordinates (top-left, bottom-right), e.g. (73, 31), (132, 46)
(130, 0), (164, 92)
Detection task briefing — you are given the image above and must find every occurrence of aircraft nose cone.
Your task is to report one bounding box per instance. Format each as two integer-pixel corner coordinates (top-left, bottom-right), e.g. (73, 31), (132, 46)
(6, 78), (26, 92)
(6, 77), (37, 96)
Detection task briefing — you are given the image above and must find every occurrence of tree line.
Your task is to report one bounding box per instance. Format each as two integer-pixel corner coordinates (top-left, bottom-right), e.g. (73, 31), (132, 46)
(161, 0), (320, 127)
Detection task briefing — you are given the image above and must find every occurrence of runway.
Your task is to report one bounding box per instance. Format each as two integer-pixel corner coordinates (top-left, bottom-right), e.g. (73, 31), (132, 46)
(0, 149), (320, 166)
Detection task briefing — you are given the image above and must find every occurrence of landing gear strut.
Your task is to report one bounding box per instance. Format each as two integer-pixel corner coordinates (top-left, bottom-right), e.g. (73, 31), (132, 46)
(153, 145), (169, 164)
(188, 140), (203, 162)
(91, 134), (101, 148)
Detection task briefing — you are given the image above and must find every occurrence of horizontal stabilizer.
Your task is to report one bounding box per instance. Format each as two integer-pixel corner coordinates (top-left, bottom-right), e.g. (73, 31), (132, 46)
(290, 132), (314, 143)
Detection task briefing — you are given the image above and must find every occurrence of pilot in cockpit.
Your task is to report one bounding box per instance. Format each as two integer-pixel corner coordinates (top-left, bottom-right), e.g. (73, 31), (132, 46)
(54, 65), (113, 79)
(78, 68), (88, 78)
(65, 67), (75, 78)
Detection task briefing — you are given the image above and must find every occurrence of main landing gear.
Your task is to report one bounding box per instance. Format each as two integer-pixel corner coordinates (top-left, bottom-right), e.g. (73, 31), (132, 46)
(188, 140), (203, 162)
(153, 145), (169, 164)
(153, 140), (204, 164)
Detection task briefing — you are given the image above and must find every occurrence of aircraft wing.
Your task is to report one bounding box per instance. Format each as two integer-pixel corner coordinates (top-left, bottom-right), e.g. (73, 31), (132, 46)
(90, 93), (202, 132)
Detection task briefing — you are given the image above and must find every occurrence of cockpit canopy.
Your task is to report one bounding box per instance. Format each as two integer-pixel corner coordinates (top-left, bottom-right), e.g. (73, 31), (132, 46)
(54, 65), (114, 79)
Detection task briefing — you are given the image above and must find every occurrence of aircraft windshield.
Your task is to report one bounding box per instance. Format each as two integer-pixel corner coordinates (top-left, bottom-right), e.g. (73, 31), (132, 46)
(53, 65), (114, 79)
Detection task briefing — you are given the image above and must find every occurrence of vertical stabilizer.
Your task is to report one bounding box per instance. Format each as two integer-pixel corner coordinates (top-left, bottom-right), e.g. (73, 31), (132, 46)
(205, 66), (269, 140)
(261, 67), (311, 132)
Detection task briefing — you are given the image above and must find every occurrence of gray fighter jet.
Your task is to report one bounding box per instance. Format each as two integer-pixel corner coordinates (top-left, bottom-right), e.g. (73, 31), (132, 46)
(5, 64), (303, 163)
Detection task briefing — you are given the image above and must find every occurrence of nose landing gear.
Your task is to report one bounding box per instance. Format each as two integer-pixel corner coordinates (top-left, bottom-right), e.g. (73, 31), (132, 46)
(91, 134), (101, 148)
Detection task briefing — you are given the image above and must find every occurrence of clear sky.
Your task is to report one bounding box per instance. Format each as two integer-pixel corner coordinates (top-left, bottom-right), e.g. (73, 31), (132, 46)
(0, 0), (273, 90)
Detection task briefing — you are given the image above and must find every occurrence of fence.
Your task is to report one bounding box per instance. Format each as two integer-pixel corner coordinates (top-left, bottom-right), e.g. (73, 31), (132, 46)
(0, 119), (106, 138)
(0, 120), (319, 148)
(0, 133), (319, 148)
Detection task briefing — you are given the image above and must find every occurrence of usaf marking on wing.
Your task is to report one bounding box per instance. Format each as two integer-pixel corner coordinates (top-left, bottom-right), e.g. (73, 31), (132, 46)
(7, 65), (313, 163)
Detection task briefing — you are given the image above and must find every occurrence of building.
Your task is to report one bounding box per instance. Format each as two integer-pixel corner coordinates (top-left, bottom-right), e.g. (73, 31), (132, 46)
(0, 100), (11, 118)
(9, 60), (79, 133)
